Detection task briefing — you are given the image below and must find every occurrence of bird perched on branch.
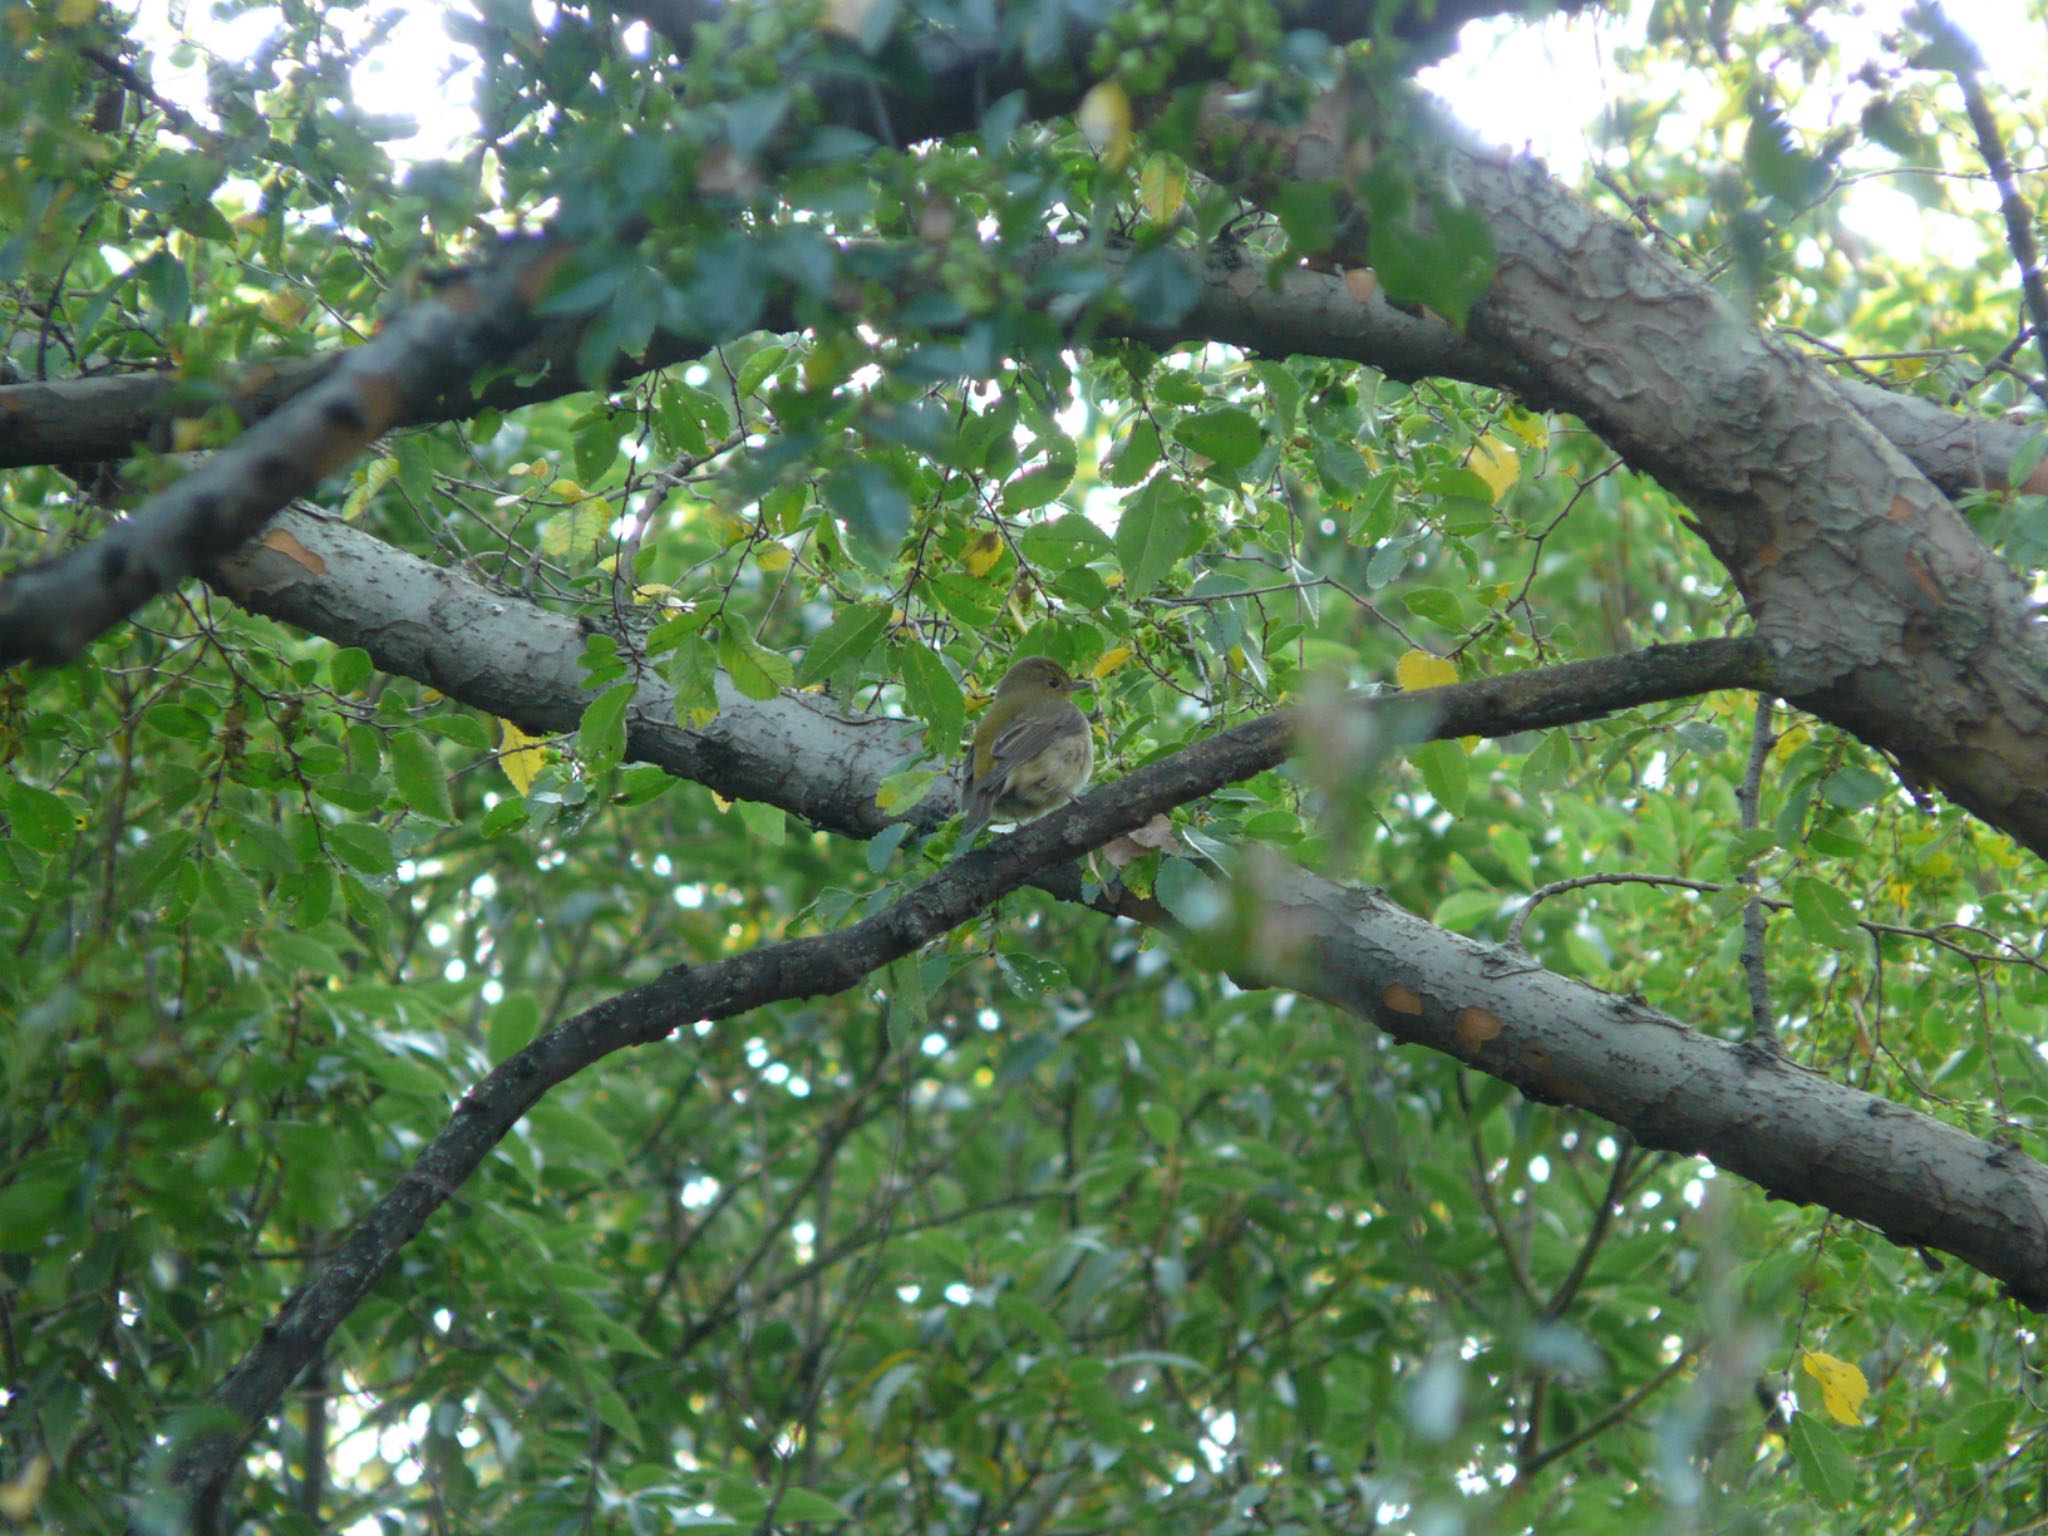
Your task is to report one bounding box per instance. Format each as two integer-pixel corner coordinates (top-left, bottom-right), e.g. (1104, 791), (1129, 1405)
(960, 656), (1094, 840)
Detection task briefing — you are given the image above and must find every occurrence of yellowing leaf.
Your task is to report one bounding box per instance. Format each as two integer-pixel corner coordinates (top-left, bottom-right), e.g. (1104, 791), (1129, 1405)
(708, 507), (753, 547)
(261, 289), (309, 328)
(550, 478), (587, 501)
(962, 529), (1003, 577)
(1504, 407), (1550, 451)
(1772, 723), (1812, 764)
(633, 582), (678, 606)
(1395, 650), (1459, 692)
(1093, 645), (1133, 679)
(1078, 81), (1133, 170)
(0, 1453), (50, 1520)
(170, 418), (209, 453)
(754, 543), (792, 572)
(1139, 155), (1186, 222)
(1469, 436), (1519, 503)
(497, 720), (551, 796)
(876, 769), (940, 812)
(1801, 1350), (1869, 1426)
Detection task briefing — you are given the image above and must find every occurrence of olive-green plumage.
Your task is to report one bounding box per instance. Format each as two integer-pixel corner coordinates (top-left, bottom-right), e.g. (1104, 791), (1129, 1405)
(960, 656), (1093, 839)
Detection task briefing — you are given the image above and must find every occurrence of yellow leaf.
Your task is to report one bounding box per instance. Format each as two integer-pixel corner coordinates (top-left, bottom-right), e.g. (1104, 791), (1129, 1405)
(550, 478), (587, 502)
(709, 507), (752, 547)
(633, 582), (677, 606)
(261, 289), (309, 328)
(962, 529), (1003, 577)
(0, 1453), (49, 1520)
(1078, 81), (1133, 170)
(1468, 435), (1519, 503)
(876, 769), (939, 812)
(712, 791), (733, 812)
(1093, 645), (1133, 679)
(497, 720), (550, 796)
(170, 418), (209, 453)
(528, 460), (555, 483)
(1138, 155), (1186, 222)
(1503, 406), (1550, 451)
(1344, 268), (1379, 303)
(755, 543), (792, 572)
(1771, 723), (1811, 764)
(1395, 650), (1458, 692)
(1800, 1350), (1869, 1426)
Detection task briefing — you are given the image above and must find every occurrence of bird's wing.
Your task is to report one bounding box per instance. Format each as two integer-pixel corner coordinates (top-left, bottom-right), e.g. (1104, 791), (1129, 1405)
(984, 706), (1085, 781)
(960, 704), (1085, 834)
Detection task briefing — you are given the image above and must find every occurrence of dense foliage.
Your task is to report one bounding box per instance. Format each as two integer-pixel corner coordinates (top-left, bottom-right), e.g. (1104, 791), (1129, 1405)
(3, 0), (2048, 1532)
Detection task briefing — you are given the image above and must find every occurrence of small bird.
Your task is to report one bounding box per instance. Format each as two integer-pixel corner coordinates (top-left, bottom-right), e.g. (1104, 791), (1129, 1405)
(960, 656), (1094, 840)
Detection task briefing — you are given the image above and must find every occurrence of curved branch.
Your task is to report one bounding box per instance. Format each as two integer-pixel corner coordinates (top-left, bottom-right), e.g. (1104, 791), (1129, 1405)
(1193, 83), (2048, 860)
(170, 530), (2048, 1519)
(211, 511), (2048, 1303)
(0, 0), (1523, 671)
(6, 242), (2037, 511)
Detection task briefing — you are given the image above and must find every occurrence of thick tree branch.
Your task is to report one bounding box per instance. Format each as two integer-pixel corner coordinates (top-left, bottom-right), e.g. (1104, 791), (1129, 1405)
(172, 584), (1733, 1511)
(1194, 83), (2048, 860)
(212, 511), (2048, 1308)
(6, 241), (2039, 510)
(212, 509), (1772, 839)
(0, 0), (1518, 671)
(170, 539), (2048, 1519)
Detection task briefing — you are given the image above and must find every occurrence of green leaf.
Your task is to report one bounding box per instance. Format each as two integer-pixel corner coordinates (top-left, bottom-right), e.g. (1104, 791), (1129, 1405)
(1174, 407), (1263, 470)
(1020, 513), (1115, 572)
(897, 637), (964, 757)
(774, 1489), (851, 1523)
(1115, 478), (1196, 597)
(736, 798), (785, 846)
(1787, 1416), (1857, 1507)
(1314, 436), (1370, 494)
(1414, 740), (1470, 817)
(1789, 875), (1859, 949)
(7, 780), (75, 855)
(388, 730), (455, 822)
(1155, 857), (1224, 928)
(577, 681), (636, 774)
(329, 647), (373, 693)
(327, 822), (396, 876)
(1002, 453), (1076, 513)
(796, 602), (891, 687)
(1102, 419), (1161, 486)
(488, 994), (541, 1061)
(718, 622), (795, 701)
(0, 1178), (72, 1251)
(201, 859), (261, 924)
(668, 635), (721, 728)
(736, 343), (787, 397)
(1821, 766), (1886, 810)
(1433, 889), (1498, 933)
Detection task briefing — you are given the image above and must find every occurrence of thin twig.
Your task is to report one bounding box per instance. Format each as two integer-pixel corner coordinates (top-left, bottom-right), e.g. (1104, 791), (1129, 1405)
(1738, 698), (1781, 1052)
